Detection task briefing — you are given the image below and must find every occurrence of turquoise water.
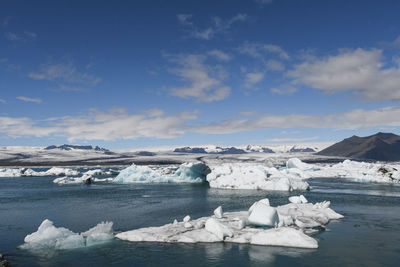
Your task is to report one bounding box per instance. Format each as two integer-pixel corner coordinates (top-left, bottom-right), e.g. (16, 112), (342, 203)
(1, 169), (400, 266)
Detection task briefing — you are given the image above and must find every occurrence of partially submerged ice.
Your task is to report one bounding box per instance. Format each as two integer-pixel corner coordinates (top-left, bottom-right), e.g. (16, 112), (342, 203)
(0, 167), (79, 178)
(206, 163), (310, 191)
(284, 158), (400, 183)
(116, 198), (343, 249)
(205, 158), (400, 190)
(20, 219), (113, 250)
(53, 174), (113, 185)
(113, 162), (210, 183)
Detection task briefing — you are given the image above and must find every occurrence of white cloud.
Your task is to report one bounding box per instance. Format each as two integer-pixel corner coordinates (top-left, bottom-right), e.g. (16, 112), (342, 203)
(28, 60), (101, 91)
(4, 31), (37, 41)
(255, 0), (274, 5)
(0, 98), (5, 103)
(167, 54), (231, 102)
(0, 108), (198, 141)
(208, 49), (232, 61)
(5, 32), (20, 41)
(16, 96), (42, 103)
(178, 13), (248, 40)
(266, 136), (319, 142)
(266, 59), (285, 71)
(287, 48), (400, 101)
(239, 42), (289, 60)
(177, 14), (193, 26)
(270, 84), (297, 95)
(245, 72), (264, 88)
(191, 106), (400, 134)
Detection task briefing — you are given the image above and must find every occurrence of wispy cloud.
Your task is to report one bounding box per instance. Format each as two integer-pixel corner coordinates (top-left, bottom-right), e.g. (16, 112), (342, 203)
(245, 72), (264, 88)
(177, 13), (248, 40)
(238, 42), (290, 60)
(208, 49), (232, 61)
(4, 31), (37, 42)
(270, 84), (297, 95)
(0, 98), (6, 104)
(266, 136), (319, 142)
(0, 108), (197, 141)
(16, 96), (42, 103)
(2, 16), (13, 27)
(191, 106), (400, 134)
(287, 48), (400, 101)
(28, 59), (101, 92)
(166, 53), (231, 102)
(254, 0), (274, 5)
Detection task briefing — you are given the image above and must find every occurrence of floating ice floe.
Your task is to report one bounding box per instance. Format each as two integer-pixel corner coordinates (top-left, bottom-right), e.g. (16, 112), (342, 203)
(116, 198), (343, 249)
(0, 167), (79, 177)
(283, 158), (400, 183)
(113, 162), (210, 183)
(20, 219), (113, 250)
(206, 163), (310, 191)
(53, 174), (113, 185)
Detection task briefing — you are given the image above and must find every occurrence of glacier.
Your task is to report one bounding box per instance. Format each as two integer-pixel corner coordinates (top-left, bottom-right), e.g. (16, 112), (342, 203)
(20, 219), (113, 250)
(116, 197), (343, 249)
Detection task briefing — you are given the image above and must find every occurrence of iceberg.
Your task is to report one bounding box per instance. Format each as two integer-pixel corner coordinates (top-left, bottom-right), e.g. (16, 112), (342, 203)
(20, 219), (113, 250)
(283, 158), (400, 183)
(206, 163), (310, 191)
(116, 198), (343, 249)
(113, 162), (210, 184)
(0, 167), (79, 177)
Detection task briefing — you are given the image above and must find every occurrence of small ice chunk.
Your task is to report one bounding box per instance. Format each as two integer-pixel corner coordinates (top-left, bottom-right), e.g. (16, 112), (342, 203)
(289, 196), (302, 204)
(300, 195), (308, 203)
(248, 202), (279, 227)
(173, 219), (178, 225)
(184, 222), (193, 228)
(214, 206), (223, 219)
(205, 218), (233, 241)
(183, 215), (191, 223)
(289, 195), (308, 204)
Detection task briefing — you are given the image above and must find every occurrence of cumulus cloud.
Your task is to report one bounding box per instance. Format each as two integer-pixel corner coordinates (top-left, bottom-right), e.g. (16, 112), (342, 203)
(287, 48), (400, 101)
(166, 54), (231, 102)
(0, 108), (197, 141)
(177, 13), (248, 40)
(190, 106), (400, 134)
(16, 96), (42, 103)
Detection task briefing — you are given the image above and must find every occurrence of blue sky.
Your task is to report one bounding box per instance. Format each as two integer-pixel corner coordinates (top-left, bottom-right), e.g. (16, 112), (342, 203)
(1, 0), (400, 149)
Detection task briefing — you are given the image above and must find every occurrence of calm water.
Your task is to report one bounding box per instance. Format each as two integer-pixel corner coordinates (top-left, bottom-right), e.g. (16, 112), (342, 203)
(1, 168), (400, 266)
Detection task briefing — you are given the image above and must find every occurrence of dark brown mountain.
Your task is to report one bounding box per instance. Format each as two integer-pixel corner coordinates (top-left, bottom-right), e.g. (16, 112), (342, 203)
(317, 132), (400, 161)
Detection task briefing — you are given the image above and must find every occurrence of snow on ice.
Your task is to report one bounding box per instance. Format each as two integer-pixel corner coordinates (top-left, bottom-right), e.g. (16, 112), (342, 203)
(116, 198), (343, 249)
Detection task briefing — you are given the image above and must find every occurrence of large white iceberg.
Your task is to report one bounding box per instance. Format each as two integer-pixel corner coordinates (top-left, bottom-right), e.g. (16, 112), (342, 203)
(206, 163), (310, 191)
(20, 219), (113, 250)
(113, 162), (210, 183)
(116, 198), (342, 249)
(282, 158), (400, 183)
